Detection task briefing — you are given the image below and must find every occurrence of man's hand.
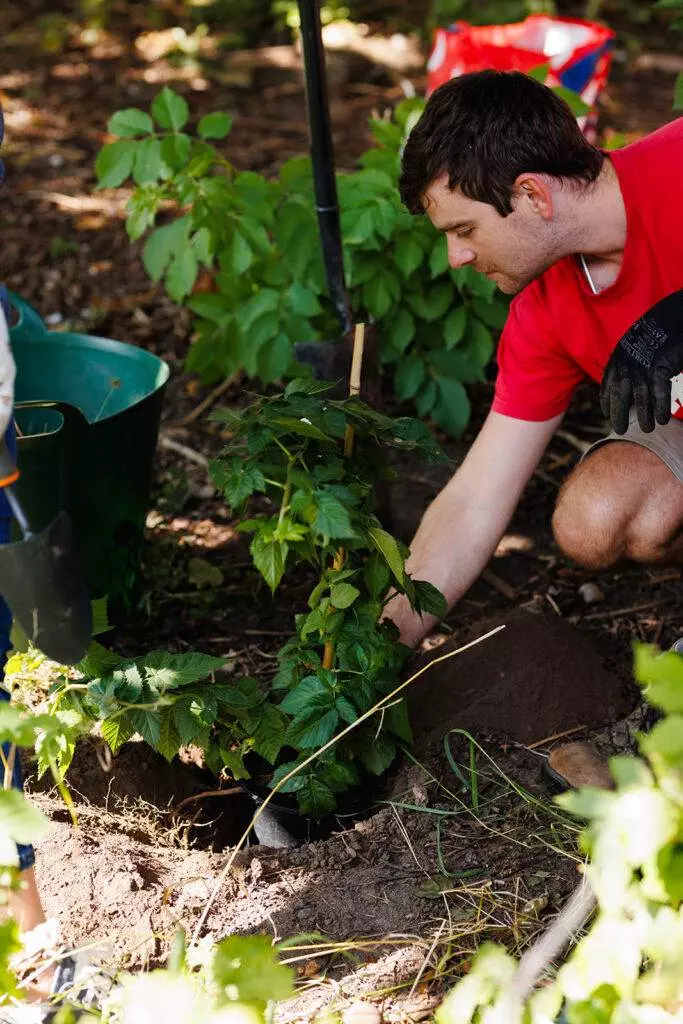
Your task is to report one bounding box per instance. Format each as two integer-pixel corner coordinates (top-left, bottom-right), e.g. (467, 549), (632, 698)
(600, 289), (683, 435)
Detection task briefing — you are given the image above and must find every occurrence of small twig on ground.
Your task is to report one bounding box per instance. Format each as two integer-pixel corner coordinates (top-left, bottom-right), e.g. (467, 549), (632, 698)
(526, 724), (587, 751)
(158, 433), (209, 469)
(481, 567), (517, 601)
(572, 600), (659, 622)
(173, 371), (240, 428)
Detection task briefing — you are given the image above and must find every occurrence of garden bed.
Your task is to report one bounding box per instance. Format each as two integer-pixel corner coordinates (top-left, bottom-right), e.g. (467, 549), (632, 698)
(2, 1), (683, 1016)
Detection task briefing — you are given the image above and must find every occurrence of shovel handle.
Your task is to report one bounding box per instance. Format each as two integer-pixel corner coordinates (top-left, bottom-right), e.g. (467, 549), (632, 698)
(0, 442), (18, 488)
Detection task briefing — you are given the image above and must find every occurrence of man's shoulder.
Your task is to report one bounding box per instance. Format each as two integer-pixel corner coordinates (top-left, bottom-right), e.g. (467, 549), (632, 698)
(612, 117), (683, 170)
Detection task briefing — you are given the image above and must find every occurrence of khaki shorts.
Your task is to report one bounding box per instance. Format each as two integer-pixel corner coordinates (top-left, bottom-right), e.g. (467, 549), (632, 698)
(583, 411), (683, 482)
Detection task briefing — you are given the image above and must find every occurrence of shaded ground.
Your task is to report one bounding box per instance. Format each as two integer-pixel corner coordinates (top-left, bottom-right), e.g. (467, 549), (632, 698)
(1, 1), (682, 1016)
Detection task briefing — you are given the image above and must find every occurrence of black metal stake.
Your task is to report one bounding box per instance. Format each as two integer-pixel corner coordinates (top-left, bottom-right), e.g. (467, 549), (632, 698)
(297, 0), (352, 337)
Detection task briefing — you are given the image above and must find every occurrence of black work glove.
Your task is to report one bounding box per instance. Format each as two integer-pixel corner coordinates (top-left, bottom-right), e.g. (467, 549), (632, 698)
(600, 289), (683, 435)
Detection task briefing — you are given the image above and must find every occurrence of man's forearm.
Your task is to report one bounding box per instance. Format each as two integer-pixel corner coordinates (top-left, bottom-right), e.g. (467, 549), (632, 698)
(384, 410), (563, 648)
(385, 482), (510, 648)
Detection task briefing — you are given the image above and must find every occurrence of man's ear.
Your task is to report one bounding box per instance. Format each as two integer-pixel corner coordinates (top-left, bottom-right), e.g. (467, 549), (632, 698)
(512, 174), (553, 220)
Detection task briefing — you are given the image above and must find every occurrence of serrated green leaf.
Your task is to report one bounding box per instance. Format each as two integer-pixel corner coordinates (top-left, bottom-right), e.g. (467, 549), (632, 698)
(364, 553), (390, 598)
(415, 378), (438, 416)
(192, 225), (212, 264)
(287, 706), (339, 748)
(131, 709), (162, 749)
(161, 132), (191, 169)
(95, 140), (136, 188)
(280, 675), (331, 715)
(211, 460), (266, 507)
(465, 317), (494, 369)
(360, 733), (397, 775)
(107, 107), (154, 138)
(101, 714), (136, 754)
(251, 533), (288, 593)
(198, 111), (233, 139)
(151, 87), (189, 131)
(172, 700), (201, 746)
(287, 282), (322, 318)
(143, 216), (192, 281)
(313, 490), (356, 540)
(444, 305), (468, 348)
(432, 377), (471, 437)
(384, 698), (413, 743)
(471, 296), (508, 330)
(413, 579), (447, 618)
(383, 308), (414, 357)
(0, 789), (51, 846)
(236, 289), (280, 333)
(335, 695), (358, 724)
(429, 235), (449, 277)
(363, 271), (399, 319)
(157, 710), (181, 762)
(133, 136), (163, 185)
(220, 745), (250, 781)
(394, 237), (423, 278)
(284, 378), (335, 398)
(635, 646), (683, 713)
(228, 230), (253, 275)
(395, 353), (425, 401)
(368, 527), (406, 587)
(165, 246), (198, 301)
(212, 934), (294, 1008)
(407, 281), (454, 321)
(188, 292), (231, 321)
(252, 704), (286, 763)
(329, 583), (360, 609)
(256, 332), (292, 384)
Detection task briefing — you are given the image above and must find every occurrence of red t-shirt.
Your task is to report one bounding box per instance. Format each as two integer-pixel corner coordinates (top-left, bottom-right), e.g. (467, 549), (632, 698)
(492, 117), (683, 423)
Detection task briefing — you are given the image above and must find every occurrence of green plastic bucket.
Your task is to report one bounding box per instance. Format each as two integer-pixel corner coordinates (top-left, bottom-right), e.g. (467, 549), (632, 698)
(13, 403), (65, 534)
(9, 293), (170, 607)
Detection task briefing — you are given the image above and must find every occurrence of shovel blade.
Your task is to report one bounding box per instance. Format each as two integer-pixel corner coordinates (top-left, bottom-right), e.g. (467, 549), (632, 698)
(0, 511), (92, 664)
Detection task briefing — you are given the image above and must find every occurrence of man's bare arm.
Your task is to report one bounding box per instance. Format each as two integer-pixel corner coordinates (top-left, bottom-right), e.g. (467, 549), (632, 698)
(386, 410), (564, 647)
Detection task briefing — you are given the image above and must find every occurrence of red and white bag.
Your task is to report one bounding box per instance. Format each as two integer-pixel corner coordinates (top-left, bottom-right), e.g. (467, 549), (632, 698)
(427, 15), (615, 140)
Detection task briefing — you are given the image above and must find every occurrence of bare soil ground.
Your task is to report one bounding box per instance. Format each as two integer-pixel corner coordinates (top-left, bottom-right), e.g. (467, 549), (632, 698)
(1, 1), (681, 1016)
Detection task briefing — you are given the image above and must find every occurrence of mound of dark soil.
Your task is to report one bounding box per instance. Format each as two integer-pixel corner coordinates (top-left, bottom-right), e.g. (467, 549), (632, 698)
(408, 607), (638, 752)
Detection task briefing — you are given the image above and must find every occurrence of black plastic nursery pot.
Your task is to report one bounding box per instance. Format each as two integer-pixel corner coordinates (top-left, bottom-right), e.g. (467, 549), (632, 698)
(240, 755), (386, 849)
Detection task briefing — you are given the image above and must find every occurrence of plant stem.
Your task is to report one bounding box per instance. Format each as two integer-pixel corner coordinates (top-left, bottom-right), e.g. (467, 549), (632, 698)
(323, 323), (365, 670)
(278, 463), (293, 527)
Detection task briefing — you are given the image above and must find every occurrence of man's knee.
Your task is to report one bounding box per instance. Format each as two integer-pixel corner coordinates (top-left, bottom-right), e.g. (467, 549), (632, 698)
(552, 444), (683, 569)
(552, 475), (624, 569)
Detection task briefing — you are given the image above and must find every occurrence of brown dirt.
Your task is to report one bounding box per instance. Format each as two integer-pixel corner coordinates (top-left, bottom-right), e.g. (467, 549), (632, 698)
(408, 607), (637, 749)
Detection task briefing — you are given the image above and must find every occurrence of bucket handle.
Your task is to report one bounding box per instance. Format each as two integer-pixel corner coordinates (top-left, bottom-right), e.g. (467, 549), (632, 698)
(7, 292), (49, 344)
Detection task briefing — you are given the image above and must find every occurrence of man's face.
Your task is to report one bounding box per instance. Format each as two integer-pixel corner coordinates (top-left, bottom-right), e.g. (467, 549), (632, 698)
(422, 173), (559, 295)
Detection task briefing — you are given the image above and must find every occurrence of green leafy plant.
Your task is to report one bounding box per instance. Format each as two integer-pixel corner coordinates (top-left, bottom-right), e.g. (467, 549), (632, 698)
(95, 87), (507, 436)
(22, 382), (447, 816)
(436, 644), (683, 1023)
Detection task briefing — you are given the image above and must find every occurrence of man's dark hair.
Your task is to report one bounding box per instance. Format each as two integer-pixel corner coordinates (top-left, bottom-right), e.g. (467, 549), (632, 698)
(399, 70), (604, 217)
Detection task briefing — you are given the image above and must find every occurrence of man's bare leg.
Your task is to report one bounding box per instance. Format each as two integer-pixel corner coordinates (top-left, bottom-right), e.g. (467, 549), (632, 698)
(549, 439), (683, 789)
(552, 442), (683, 570)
